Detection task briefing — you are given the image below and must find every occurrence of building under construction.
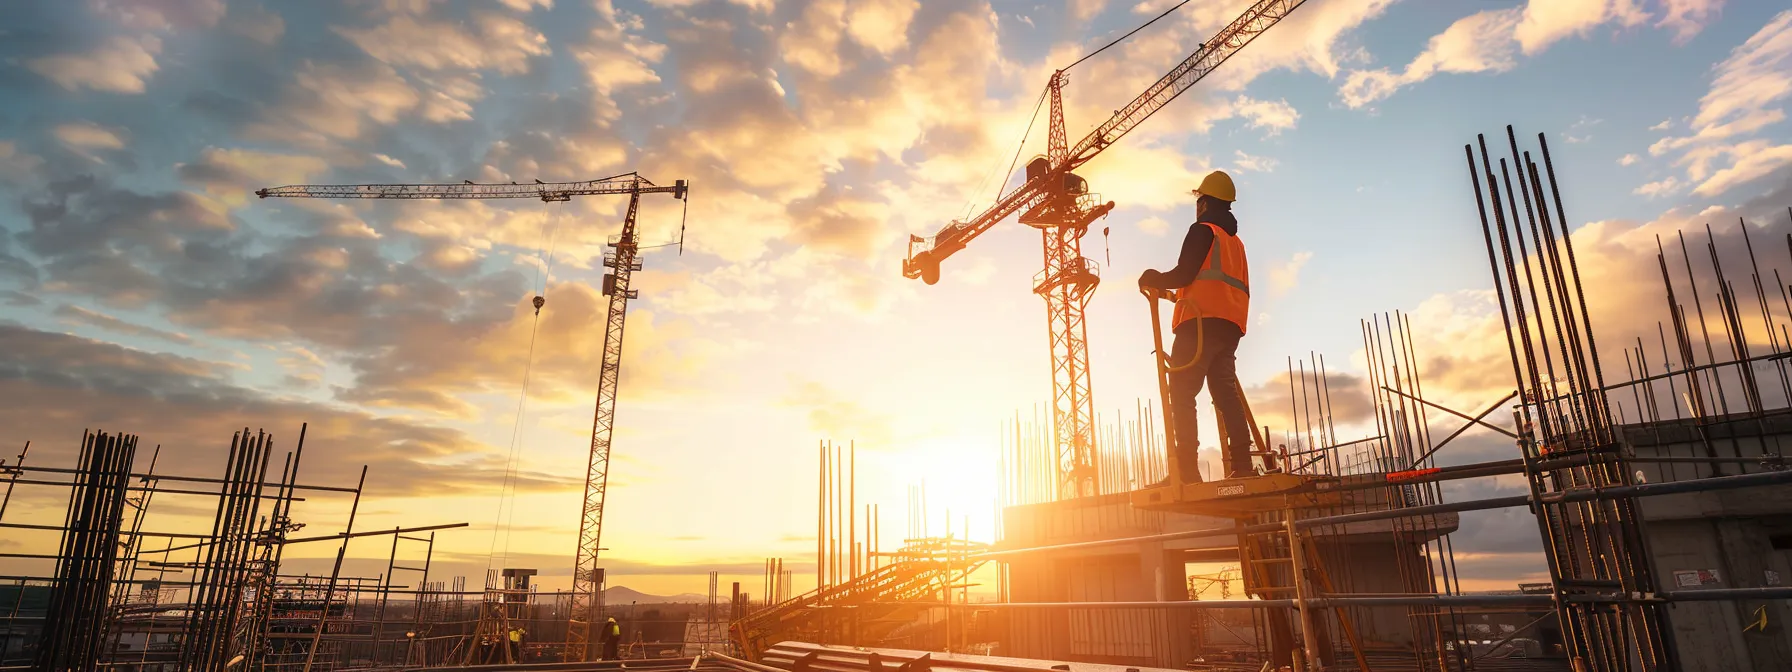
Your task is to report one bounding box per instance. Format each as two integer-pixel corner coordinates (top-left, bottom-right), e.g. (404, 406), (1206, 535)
(7, 128), (1792, 672)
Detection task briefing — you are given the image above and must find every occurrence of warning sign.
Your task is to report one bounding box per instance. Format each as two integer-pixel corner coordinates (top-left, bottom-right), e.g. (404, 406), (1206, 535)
(1673, 569), (1722, 587)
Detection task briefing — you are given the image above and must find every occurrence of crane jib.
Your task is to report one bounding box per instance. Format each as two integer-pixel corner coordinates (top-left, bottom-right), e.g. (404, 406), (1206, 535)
(253, 178), (688, 201)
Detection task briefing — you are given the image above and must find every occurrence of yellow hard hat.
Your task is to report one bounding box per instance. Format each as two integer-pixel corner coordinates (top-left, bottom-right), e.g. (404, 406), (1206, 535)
(1192, 170), (1236, 202)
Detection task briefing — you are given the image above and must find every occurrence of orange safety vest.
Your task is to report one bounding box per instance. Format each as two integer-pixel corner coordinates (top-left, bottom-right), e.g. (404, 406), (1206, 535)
(1172, 222), (1249, 332)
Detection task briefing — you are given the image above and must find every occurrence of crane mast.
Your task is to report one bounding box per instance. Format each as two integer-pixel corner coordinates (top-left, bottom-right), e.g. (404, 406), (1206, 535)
(566, 187), (643, 661)
(257, 173), (689, 662)
(901, 0), (1305, 499)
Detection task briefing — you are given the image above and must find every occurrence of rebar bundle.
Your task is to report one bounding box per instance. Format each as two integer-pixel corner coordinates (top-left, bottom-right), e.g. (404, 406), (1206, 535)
(35, 430), (138, 672)
(178, 429), (277, 671)
(1465, 127), (1671, 671)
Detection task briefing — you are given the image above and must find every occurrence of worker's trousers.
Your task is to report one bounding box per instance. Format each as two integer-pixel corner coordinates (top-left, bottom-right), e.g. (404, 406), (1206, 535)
(1167, 317), (1253, 481)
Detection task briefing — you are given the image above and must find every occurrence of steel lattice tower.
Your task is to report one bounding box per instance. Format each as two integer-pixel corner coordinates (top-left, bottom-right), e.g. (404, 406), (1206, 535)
(567, 189), (643, 660)
(1027, 71), (1103, 499)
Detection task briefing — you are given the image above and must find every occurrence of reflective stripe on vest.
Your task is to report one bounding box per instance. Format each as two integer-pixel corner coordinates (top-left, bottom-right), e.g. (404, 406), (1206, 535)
(1173, 222), (1249, 333)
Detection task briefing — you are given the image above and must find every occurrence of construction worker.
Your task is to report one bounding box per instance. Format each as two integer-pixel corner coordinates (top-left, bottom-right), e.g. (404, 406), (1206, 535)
(600, 616), (622, 660)
(507, 626), (525, 662)
(1138, 170), (1253, 482)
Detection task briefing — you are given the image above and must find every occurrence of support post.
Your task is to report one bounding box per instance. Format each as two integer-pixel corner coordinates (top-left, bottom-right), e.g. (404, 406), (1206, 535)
(1286, 513), (1322, 671)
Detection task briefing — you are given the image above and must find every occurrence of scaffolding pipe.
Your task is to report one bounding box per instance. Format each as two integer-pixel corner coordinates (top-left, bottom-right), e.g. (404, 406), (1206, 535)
(983, 467), (1792, 559)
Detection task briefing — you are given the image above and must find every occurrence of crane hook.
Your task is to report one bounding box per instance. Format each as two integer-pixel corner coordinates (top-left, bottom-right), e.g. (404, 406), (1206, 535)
(532, 295), (545, 315)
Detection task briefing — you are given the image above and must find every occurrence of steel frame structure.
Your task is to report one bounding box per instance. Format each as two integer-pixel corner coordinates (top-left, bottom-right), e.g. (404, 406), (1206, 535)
(901, 0), (1308, 500)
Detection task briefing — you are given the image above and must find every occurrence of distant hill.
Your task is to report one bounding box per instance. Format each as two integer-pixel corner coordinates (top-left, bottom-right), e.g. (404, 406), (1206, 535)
(603, 585), (709, 604)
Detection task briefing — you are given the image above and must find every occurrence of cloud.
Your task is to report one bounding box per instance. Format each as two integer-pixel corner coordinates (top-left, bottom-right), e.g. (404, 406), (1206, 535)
(1232, 149), (1278, 173)
(1338, 0), (1719, 109)
(54, 304), (196, 346)
(1233, 96), (1300, 135)
(53, 122), (128, 151)
(0, 323), (571, 497)
(1656, 0), (1725, 45)
(1244, 369), (1377, 437)
(1563, 115), (1602, 143)
(1658, 11), (1792, 152)
(334, 8), (550, 76)
(1267, 251), (1312, 297)
(272, 343), (326, 387)
(1514, 0), (1646, 56)
(1071, 0), (1108, 22)
(1338, 8), (1522, 109)
(784, 185), (890, 259)
(177, 147), (329, 204)
(0, 236), (39, 290)
(846, 0), (920, 56)
(19, 175), (234, 307)
(224, 2), (285, 44)
(572, 7), (668, 128)
(86, 0), (226, 31)
(1645, 11), (1792, 197)
(778, 0), (848, 77)
(1633, 176), (1682, 198)
(245, 59), (428, 146)
(0, 142), (47, 183)
(1619, 153), (1640, 166)
(28, 35), (162, 94)
(1197, 0), (1399, 87)
(15, 172), (718, 417)
(1650, 118), (1673, 131)
(1688, 140), (1792, 197)
(371, 153), (406, 169)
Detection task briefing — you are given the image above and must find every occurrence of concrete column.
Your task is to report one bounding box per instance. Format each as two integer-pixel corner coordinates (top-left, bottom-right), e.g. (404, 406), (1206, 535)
(1716, 519), (1792, 669)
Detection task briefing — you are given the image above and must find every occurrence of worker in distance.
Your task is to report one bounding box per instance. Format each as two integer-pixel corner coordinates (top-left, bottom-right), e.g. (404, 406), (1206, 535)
(1138, 170), (1254, 483)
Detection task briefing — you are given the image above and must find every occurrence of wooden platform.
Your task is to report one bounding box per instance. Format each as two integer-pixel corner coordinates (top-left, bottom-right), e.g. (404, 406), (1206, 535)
(1128, 472), (1342, 518)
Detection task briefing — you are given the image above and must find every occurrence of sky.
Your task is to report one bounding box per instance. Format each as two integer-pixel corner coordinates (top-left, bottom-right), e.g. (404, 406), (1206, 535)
(1, 0), (1790, 598)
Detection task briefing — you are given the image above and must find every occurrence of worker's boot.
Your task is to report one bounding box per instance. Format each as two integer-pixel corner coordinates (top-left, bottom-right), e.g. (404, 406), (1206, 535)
(1225, 445), (1254, 479)
(1175, 445), (1203, 484)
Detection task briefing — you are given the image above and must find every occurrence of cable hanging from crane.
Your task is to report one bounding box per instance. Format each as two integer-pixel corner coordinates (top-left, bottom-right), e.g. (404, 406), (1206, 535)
(488, 198), (567, 571)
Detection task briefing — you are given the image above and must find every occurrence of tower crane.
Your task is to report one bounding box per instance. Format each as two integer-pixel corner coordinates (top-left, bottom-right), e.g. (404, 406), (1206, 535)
(257, 172), (689, 661)
(902, 0), (1307, 499)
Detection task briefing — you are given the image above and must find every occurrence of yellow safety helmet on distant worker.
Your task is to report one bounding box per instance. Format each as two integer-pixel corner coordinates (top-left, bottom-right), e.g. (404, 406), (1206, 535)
(1192, 170), (1236, 202)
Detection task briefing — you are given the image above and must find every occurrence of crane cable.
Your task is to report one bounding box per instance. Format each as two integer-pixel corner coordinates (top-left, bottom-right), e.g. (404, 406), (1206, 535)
(959, 87), (1048, 222)
(959, 0), (1191, 222)
(998, 88), (1049, 202)
(486, 199), (566, 570)
(1063, 0), (1197, 72)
